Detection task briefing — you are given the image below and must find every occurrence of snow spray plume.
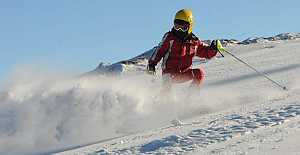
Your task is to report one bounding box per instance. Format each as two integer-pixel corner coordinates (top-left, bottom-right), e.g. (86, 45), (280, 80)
(0, 67), (280, 155)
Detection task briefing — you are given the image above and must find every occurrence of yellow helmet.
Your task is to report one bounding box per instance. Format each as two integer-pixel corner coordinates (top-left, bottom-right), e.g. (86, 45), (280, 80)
(174, 9), (193, 34)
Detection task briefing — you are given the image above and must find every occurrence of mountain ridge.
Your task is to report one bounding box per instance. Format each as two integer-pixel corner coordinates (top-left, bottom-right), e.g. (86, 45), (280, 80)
(88, 32), (300, 76)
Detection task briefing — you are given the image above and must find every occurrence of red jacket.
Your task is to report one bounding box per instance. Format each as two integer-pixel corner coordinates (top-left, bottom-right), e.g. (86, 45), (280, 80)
(149, 31), (217, 74)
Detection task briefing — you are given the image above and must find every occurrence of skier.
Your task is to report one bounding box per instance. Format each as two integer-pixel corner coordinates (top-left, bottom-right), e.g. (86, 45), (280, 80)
(147, 9), (224, 89)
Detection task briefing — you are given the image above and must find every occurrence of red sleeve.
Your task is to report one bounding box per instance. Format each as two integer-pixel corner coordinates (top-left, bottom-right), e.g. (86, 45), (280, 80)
(148, 33), (171, 66)
(196, 41), (217, 59)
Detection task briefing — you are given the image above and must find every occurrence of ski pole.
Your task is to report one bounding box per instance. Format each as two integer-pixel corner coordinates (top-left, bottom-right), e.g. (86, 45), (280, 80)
(222, 49), (287, 90)
(218, 51), (225, 57)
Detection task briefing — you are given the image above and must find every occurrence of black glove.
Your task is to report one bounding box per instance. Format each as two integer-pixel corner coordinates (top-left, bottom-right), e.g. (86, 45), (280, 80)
(210, 40), (218, 50)
(147, 64), (156, 75)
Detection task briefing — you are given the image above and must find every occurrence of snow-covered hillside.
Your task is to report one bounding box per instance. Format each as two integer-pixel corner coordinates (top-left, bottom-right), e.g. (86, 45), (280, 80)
(0, 33), (300, 155)
(88, 32), (300, 76)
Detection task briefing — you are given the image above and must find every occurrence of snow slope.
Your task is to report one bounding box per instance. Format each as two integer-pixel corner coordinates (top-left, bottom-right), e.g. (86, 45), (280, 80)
(58, 33), (300, 155)
(0, 33), (300, 155)
(88, 32), (300, 76)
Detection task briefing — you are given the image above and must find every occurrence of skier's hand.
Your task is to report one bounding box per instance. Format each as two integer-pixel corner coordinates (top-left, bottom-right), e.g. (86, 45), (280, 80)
(210, 40), (225, 53)
(147, 64), (156, 75)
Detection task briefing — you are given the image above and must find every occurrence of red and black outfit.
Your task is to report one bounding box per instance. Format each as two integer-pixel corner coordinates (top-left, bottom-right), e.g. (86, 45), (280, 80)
(148, 29), (217, 86)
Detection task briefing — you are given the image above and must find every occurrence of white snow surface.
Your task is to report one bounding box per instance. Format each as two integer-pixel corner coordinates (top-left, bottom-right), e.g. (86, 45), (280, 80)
(0, 33), (300, 155)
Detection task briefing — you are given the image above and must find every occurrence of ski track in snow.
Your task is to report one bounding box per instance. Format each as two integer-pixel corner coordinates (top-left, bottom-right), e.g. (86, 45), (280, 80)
(92, 103), (300, 155)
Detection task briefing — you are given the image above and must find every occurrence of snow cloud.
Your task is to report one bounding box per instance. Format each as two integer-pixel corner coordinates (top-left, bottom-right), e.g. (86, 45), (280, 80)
(0, 66), (283, 155)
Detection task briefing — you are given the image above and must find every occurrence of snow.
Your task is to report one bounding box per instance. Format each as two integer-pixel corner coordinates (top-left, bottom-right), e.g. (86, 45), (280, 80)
(240, 33), (300, 45)
(87, 33), (300, 76)
(0, 33), (300, 155)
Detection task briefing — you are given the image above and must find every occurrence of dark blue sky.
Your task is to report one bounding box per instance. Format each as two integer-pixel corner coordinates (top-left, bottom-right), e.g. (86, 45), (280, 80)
(0, 0), (299, 80)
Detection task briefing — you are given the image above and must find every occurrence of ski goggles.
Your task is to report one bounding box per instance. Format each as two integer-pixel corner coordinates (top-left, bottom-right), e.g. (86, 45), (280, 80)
(173, 21), (189, 32)
(174, 24), (189, 32)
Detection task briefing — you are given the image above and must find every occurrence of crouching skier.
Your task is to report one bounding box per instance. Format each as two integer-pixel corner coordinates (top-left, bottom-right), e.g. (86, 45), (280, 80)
(147, 9), (224, 90)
